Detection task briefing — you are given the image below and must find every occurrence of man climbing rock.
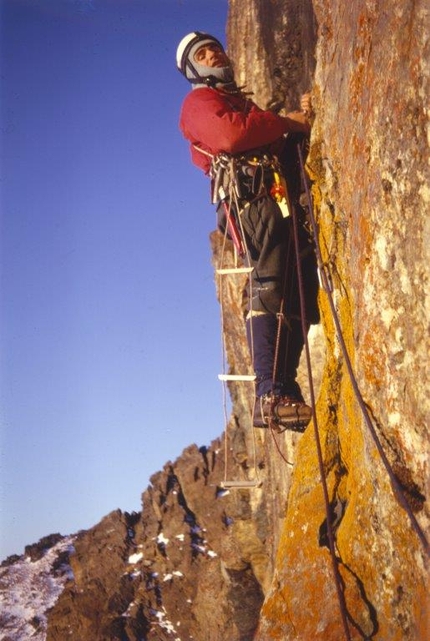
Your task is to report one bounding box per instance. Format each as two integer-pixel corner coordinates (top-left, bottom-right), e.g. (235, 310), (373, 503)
(176, 32), (319, 431)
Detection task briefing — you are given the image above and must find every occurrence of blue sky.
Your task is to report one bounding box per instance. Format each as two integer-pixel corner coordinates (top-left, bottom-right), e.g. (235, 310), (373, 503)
(0, 0), (229, 560)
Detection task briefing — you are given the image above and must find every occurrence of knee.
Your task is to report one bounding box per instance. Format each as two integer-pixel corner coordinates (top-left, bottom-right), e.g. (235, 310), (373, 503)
(250, 280), (282, 315)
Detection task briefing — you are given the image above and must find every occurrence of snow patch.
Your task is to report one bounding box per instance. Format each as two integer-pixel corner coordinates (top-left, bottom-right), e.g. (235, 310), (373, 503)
(129, 570), (141, 579)
(150, 607), (181, 639)
(0, 536), (75, 641)
(156, 532), (170, 546)
(128, 552), (143, 564)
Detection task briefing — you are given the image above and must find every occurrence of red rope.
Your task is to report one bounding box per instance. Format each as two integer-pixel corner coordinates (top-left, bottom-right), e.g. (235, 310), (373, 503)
(291, 171), (352, 640)
(297, 144), (429, 557)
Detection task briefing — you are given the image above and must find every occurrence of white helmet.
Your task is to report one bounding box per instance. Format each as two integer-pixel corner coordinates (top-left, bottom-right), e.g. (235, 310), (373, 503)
(176, 31), (234, 88)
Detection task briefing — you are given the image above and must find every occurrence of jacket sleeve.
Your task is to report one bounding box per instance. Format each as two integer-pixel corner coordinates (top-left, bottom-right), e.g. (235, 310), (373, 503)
(180, 89), (294, 156)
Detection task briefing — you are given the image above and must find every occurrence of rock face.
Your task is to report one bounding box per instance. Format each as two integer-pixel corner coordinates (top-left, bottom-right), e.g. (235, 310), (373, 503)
(3, 1), (429, 640)
(227, 0), (317, 109)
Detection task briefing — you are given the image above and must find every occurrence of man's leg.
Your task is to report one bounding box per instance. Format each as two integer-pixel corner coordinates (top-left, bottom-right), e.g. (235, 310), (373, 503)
(240, 197), (311, 430)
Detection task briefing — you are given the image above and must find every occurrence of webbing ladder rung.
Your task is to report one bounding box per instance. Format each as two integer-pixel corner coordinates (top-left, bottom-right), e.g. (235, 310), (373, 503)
(219, 480), (262, 490)
(216, 267), (254, 275)
(218, 374), (256, 382)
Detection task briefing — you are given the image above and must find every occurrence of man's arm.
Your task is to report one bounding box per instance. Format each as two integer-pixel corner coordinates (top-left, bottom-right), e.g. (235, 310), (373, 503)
(180, 88), (309, 156)
(283, 111), (311, 134)
(283, 93), (313, 134)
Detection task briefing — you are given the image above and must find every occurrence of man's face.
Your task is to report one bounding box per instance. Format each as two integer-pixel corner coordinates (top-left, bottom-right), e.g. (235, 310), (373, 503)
(194, 43), (230, 68)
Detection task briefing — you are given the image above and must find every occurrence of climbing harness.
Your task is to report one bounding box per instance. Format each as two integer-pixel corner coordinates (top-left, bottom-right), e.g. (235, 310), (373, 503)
(210, 149), (288, 207)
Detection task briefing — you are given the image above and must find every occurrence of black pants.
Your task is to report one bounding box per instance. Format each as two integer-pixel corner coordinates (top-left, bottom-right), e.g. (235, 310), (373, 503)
(239, 195), (319, 397)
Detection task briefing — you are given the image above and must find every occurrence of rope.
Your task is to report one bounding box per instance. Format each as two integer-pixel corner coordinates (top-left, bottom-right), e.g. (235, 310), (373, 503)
(269, 427), (294, 466)
(220, 147), (351, 635)
(272, 311), (284, 392)
(218, 221), (233, 484)
(217, 168), (261, 485)
(291, 184), (352, 640)
(227, 168), (261, 481)
(270, 227), (295, 394)
(296, 143), (430, 556)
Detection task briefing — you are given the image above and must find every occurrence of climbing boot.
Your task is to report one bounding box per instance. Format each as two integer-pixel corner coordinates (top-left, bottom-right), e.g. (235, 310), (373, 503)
(253, 393), (312, 433)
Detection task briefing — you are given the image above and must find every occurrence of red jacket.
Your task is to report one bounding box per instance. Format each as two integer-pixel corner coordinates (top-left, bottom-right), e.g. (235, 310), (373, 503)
(179, 87), (293, 174)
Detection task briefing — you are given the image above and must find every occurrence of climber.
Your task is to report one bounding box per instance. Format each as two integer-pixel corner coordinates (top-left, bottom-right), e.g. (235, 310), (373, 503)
(176, 32), (319, 431)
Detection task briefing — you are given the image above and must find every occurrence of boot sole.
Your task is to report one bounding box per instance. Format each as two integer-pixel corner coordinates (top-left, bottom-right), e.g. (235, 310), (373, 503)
(253, 416), (310, 433)
(253, 398), (312, 433)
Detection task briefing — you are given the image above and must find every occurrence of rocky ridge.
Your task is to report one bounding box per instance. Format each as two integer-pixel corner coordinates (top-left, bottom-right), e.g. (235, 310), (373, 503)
(0, 535), (75, 641)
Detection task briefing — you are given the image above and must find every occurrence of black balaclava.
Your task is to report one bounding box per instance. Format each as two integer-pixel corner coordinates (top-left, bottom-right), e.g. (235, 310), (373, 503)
(176, 32), (236, 90)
